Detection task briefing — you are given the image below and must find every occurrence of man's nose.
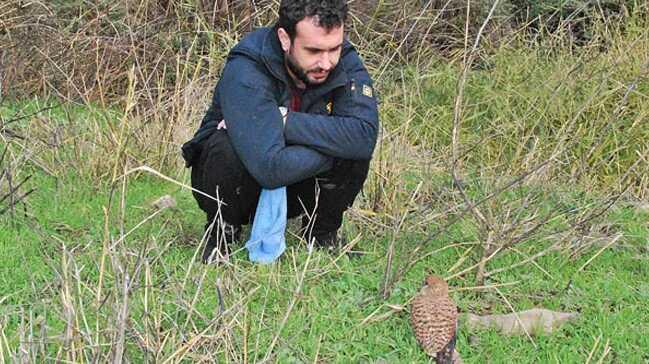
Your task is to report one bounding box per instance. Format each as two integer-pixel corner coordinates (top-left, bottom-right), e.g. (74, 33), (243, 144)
(318, 52), (333, 70)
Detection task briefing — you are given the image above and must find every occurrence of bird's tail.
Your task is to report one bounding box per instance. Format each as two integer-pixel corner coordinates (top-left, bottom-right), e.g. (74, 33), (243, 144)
(435, 334), (456, 364)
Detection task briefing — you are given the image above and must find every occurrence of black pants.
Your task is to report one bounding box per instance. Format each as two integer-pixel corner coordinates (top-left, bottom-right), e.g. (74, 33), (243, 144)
(190, 129), (370, 238)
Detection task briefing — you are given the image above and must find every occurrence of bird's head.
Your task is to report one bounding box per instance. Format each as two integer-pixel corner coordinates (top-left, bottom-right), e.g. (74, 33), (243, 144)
(424, 275), (449, 296)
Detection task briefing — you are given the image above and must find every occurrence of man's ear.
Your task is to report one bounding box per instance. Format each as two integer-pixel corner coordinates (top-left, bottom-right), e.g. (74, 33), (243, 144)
(277, 27), (291, 52)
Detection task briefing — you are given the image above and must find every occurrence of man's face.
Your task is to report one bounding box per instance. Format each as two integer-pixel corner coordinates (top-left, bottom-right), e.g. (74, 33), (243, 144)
(279, 16), (344, 87)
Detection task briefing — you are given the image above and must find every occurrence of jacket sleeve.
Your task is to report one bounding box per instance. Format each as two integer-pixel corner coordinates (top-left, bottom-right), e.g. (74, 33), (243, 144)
(200, 87), (222, 129)
(219, 56), (333, 189)
(283, 49), (379, 160)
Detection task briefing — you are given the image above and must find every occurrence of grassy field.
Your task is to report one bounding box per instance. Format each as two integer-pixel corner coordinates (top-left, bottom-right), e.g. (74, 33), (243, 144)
(2, 2), (649, 363)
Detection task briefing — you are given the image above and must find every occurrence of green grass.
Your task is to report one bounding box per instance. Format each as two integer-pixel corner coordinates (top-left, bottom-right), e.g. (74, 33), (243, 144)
(2, 103), (648, 362)
(1, 162), (647, 362)
(2, 17), (649, 362)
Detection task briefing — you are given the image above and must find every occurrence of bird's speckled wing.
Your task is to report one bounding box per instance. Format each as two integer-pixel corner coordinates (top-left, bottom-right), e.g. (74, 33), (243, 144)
(410, 294), (458, 356)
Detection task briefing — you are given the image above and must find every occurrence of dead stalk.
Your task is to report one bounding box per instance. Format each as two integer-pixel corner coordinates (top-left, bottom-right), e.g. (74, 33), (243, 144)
(494, 287), (537, 349)
(382, 181), (423, 299)
(261, 248), (314, 363)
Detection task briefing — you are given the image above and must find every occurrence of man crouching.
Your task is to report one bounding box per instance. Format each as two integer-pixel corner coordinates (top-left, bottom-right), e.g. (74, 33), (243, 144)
(182, 0), (379, 263)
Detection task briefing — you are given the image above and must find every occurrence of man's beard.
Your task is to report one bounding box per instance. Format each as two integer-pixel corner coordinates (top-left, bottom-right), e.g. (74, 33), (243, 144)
(285, 52), (324, 87)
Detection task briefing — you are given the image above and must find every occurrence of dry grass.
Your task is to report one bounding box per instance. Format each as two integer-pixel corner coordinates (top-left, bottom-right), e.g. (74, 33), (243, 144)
(1, 0), (649, 362)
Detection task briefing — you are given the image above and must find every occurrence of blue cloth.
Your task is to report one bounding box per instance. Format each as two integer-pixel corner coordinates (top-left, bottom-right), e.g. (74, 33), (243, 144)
(245, 187), (287, 263)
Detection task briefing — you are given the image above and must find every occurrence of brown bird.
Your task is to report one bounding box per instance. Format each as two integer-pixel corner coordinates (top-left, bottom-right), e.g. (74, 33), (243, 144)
(410, 275), (459, 363)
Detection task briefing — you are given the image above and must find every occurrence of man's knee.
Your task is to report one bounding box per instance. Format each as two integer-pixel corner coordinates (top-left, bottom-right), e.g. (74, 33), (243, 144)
(191, 130), (260, 225)
(311, 159), (370, 229)
(319, 159), (370, 194)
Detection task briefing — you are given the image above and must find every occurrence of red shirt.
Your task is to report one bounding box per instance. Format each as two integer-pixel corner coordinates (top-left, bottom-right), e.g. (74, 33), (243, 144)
(289, 87), (303, 112)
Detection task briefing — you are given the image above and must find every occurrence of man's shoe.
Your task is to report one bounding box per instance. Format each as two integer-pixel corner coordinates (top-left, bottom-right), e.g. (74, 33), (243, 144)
(202, 224), (241, 264)
(314, 230), (365, 259)
(312, 230), (341, 252)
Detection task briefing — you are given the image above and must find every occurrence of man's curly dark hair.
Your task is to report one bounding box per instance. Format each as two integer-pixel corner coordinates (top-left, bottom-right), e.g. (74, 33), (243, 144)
(278, 0), (348, 40)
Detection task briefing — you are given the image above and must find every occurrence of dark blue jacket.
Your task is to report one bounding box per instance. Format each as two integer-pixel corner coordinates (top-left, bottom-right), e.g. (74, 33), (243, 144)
(182, 26), (379, 189)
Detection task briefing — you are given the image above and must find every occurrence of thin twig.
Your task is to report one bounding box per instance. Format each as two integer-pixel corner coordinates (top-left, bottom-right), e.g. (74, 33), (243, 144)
(585, 334), (602, 364)
(1, 104), (60, 127)
(575, 234), (622, 274)
(261, 248), (314, 363)
(494, 287), (537, 349)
